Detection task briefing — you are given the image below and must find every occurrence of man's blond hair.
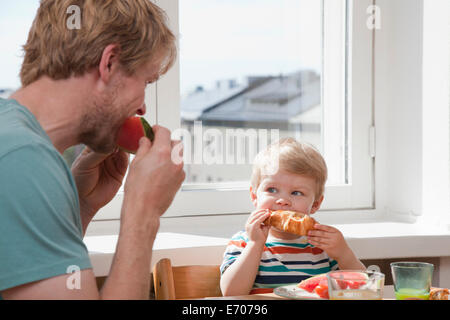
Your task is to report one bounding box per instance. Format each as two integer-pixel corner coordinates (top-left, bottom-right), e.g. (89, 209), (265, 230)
(20, 0), (176, 86)
(251, 138), (328, 199)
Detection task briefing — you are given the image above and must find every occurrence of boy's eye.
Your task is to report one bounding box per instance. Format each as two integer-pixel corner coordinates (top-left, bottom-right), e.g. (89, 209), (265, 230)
(292, 191), (304, 196)
(267, 187), (277, 193)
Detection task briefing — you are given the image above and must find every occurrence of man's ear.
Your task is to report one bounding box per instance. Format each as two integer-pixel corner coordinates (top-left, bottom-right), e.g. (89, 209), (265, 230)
(310, 195), (324, 214)
(250, 186), (258, 207)
(98, 44), (121, 85)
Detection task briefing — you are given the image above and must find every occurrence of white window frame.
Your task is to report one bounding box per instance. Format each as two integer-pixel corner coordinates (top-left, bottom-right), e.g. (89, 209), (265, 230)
(93, 0), (375, 221)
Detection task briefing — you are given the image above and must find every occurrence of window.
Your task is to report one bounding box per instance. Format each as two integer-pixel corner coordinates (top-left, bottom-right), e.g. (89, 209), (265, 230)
(108, 0), (375, 220)
(179, 0), (324, 185)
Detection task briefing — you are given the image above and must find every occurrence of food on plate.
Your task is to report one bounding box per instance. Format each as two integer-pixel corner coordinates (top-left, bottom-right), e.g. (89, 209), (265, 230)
(313, 277), (330, 299)
(297, 272), (368, 299)
(298, 274), (324, 293)
(334, 272), (369, 290)
(116, 116), (154, 154)
(297, 274), (329, 299)
(264, 210), (316, 236)
(430, 287), (450, 300)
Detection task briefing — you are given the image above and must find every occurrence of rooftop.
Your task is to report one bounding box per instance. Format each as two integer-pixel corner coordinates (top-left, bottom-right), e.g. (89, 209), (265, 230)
(181, 70), (321, 126)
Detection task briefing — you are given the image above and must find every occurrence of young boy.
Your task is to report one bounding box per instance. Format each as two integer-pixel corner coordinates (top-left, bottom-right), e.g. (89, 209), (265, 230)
(220, 138), (365, 296)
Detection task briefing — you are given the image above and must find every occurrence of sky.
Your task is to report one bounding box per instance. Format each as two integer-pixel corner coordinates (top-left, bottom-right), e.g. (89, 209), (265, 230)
(0, 0), (322, 92)
(0, 1), (40, 89)
(179, 0), (322, 94)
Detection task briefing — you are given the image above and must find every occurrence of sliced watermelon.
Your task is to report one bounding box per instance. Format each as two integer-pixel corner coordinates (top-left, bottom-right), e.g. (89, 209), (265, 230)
(298, 271), (368, 299)
(314, 278), (329, 299)
(116, 117), (154, 154)
(297, 274), (326, 293)
(298, 274), (329, 299)
(335, 272), (368, 290)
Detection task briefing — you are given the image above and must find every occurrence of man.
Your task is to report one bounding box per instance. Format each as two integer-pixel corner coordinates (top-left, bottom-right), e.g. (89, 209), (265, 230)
(0, 0), (184, 299)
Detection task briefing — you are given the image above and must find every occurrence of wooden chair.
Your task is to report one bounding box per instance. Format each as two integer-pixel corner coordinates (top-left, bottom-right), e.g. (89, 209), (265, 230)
(152, 258), (222, 300)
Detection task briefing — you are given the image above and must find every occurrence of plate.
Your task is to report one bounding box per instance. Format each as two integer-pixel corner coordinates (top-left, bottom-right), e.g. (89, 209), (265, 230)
(273, 284), (325, 300)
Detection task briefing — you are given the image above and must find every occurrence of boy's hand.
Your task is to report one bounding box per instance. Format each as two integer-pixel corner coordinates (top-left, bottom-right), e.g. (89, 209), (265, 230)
(245, 209), (271, 244)
(307, 224), (350, 261)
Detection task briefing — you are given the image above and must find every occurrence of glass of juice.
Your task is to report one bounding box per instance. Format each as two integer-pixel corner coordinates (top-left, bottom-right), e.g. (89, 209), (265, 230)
(390, 262), (434, 300)
(327, 270), (385, 300)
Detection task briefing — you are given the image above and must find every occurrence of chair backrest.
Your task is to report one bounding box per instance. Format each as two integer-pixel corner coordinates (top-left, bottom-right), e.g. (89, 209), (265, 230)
(152, 258), (222, 300)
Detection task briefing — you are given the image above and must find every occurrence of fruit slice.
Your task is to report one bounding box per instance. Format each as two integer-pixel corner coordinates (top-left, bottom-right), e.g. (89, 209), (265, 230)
(116, 117), (155, 154)
(297, 271), (369, 299)
(298, 274), (329, 299)
(314, 278), (330, 299)
(335, 272), (368, 290)
(297, 274), (326, 293)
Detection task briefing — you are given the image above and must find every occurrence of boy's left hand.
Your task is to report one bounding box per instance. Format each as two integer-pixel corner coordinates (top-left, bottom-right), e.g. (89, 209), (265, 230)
(307, 224), (350, 261)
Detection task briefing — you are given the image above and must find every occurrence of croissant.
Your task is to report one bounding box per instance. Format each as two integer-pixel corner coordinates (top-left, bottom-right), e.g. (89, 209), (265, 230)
(264, 210), (316, 236)
(430, 287), (450, 300)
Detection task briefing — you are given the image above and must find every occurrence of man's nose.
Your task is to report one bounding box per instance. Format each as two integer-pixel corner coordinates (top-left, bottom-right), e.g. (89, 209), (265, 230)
(137, 104), (146, 116)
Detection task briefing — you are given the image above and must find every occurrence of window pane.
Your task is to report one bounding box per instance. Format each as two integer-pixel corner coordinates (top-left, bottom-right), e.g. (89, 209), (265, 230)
(179, 0), (344, 186)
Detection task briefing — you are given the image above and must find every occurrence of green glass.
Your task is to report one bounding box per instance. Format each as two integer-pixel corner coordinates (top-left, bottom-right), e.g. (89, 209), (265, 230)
(390, 262), (434, 300)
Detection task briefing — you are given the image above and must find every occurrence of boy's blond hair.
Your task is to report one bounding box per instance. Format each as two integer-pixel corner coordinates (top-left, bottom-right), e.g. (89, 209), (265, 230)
(251, 138), (328, 199)
(20, 0), (176, 87)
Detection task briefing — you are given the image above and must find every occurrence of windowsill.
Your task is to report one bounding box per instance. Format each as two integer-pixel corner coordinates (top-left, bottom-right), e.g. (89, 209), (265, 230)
(86, 232), (230, 277)
(85, 216), (450, 277)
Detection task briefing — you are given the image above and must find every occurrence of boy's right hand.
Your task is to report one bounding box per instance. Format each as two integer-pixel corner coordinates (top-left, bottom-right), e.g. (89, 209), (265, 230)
(121, 125), (185, 223)
(245, 209), (271, 244)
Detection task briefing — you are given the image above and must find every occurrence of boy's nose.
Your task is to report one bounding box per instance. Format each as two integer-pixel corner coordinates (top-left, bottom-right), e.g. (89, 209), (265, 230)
(275, 198), (291, 207)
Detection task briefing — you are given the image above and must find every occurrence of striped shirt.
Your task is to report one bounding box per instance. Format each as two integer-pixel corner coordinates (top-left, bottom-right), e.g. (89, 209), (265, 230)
(220, 230), (339, 294)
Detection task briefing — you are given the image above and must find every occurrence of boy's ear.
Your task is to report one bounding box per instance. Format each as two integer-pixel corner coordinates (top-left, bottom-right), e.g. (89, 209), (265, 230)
(310, 195), (324, 214)
(250, 186), (258, 206)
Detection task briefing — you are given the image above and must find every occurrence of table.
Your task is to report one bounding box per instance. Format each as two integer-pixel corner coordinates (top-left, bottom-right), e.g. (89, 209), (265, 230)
(205, 285), (396, 300)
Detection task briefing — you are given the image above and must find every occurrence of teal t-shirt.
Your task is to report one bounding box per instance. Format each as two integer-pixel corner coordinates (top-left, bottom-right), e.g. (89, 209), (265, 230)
(0, 98), (92, 298)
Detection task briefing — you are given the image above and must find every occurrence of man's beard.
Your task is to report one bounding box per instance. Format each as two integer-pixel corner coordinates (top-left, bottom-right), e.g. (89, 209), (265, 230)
(78, 96), (127, 154)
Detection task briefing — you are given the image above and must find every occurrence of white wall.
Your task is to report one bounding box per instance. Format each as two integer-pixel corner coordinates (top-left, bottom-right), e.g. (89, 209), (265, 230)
(421, 0), (450, 225)
(375, 0), (424, 219)
(375, 0), (449, 226)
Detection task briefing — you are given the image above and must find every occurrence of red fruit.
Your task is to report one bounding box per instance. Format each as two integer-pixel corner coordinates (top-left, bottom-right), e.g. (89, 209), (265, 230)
(335, 272), (368, 290)
(314, 278), (329, 299)
(116, 117), (154, 154)
(298, 272), (368, 299)
(298, 274), (327, 293)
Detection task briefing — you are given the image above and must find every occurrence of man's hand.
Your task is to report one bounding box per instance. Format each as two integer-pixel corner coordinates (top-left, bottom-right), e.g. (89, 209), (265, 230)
(120, 125), (185, 224)
(71, 146), (130, 233)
